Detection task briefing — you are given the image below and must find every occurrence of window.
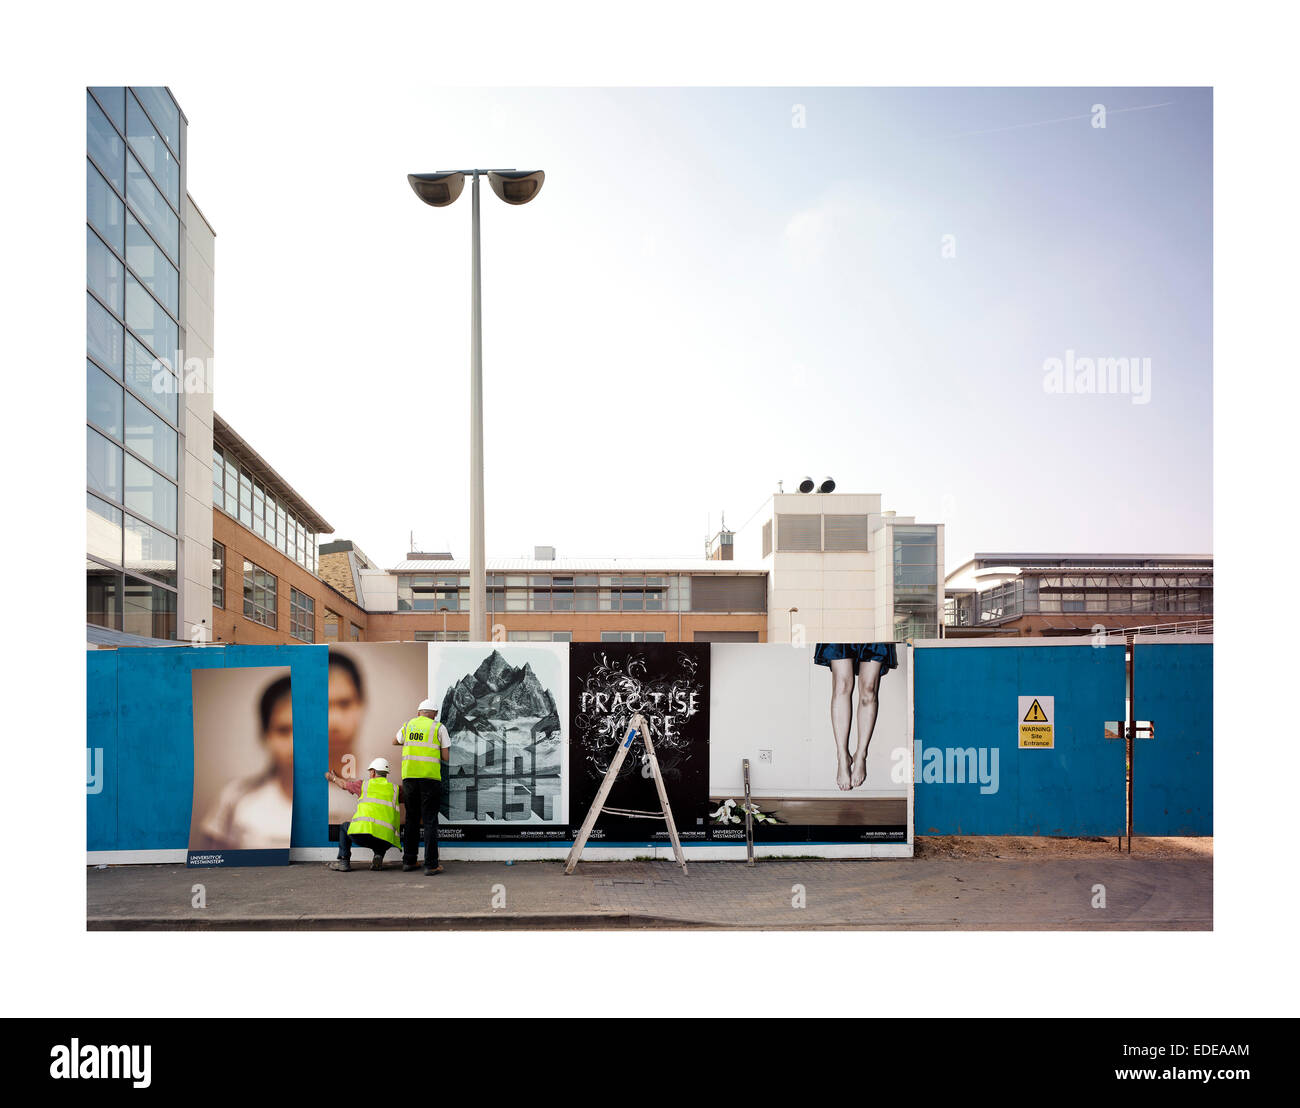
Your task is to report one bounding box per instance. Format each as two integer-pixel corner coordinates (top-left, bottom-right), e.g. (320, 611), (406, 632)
(123, 455), (176, 531)
(125, 271), (178, 361)
(895, 564), (935, 586)
(243, 560), (277, 628)
(124, 393), (177, 477)
(212, 542), (225, 609)
(125, 332), (176, 422)
(87, 92), (125, 191)
(506, 631), (573, 642)
(87, 160), (124, 252)
(131, 87), (180, 156)
(124, 515), (176, 586)
(600, 631), (666, 642)
(87, 427), (122, 501)
(90, 87), (126, 132)
(122, 575), (176, 640)
(87, 362), (123, 438)
(87, 495), (122, 565)
(290, 588), (315, 642)
(87, 294), (124, 377)
(415, 630), (469, 642)
(125, 152), (178, 262)
(126, 90), (180, 207)
(323, 609), (340, 642)
(87, 565), (122, 630)
(87, 227), (124, 314)
(212, 448), (224, 505)
(349, 623), (362, 641)
(125, 212), (178, 317)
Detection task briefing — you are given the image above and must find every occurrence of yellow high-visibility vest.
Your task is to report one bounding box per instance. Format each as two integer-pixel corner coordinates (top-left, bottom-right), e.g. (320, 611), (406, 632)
(347, 774), (401, 849)
(400, 717), (443, 780)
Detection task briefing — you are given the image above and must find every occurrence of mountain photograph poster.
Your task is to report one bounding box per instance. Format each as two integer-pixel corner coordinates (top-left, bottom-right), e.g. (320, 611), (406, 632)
(427, 643), (569, 832)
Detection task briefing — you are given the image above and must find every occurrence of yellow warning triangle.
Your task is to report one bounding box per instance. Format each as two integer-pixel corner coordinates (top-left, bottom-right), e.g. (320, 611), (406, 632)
(1023, 698), (1049, 723)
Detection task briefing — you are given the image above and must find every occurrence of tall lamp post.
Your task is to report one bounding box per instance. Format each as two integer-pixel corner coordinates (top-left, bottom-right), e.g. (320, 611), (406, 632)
(407, 168), (545, 641)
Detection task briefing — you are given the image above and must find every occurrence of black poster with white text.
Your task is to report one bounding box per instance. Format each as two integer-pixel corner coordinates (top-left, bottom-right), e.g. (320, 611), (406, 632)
(568, 643), (711, 843)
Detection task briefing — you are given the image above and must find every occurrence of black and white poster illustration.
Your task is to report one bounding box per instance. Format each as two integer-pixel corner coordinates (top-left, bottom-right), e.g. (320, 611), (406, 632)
(427, 644), (568, 836)
(568, 643), (710, 842)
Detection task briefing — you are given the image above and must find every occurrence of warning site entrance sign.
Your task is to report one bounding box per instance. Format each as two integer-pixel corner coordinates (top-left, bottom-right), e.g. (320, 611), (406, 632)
(1018, 696), (1054, 749)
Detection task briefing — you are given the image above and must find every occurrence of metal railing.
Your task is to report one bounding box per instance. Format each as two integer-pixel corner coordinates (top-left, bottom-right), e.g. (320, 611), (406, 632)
(1094, 618), (1213, 638)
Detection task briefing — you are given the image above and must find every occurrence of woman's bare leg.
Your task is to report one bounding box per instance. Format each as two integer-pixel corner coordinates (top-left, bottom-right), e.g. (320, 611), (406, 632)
(829, 659), (855, 790)
(850, 660), (884, 788)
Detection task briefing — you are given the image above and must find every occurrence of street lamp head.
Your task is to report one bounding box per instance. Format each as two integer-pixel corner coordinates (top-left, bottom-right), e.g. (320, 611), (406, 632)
(488, 170), (545, 205)
(408, 172), (466, 207)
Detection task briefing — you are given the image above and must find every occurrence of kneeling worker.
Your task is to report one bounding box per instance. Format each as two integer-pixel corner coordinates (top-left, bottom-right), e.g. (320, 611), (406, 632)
(393, 697), (447, 875)
(325, 758), (402, 872)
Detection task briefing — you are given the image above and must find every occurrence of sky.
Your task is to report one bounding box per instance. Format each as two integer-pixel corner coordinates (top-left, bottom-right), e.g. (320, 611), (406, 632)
(172, 85), (1212, 571)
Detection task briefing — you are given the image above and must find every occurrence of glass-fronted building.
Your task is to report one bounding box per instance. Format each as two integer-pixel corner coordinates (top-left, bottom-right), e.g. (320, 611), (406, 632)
(87, 87), (217, 644)
(86, 87), (188, 640)
(944, 553), (1214, 636)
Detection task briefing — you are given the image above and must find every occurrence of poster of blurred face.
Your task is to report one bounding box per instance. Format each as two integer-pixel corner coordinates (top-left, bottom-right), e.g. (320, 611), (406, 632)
(708, 643), (909, 842)
(188, 666), (293, 866)
(569, 643), (710, 843)
(326, 643), (428, 830)
(428, 643), (568, 828)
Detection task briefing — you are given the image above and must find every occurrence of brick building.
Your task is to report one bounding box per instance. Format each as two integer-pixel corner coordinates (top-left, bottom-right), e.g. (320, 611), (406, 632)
(208, 415), (365, 645)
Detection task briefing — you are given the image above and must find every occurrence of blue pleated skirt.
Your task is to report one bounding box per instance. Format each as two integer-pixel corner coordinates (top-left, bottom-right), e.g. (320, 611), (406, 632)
(813, 642), (899, 671)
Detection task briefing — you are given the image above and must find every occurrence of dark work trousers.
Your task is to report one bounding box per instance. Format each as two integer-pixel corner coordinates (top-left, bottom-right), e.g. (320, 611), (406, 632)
(402, 778), (442, 867)
(338, 824), (390, 864)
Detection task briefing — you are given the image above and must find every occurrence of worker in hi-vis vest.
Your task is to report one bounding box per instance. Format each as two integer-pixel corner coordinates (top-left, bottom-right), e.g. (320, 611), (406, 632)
(393, 697), (448, 875)
(324, 758), (403, 872)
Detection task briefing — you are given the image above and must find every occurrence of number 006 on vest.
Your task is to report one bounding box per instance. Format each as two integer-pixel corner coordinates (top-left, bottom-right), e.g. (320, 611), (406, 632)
(401, 718), (443, 780)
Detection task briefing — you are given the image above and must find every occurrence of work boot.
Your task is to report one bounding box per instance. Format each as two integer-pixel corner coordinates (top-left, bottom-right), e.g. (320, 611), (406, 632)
(327, 860), (351, 872)
(402, 862), (419, 872)
(424, 864), (443, 876)
(370, 856), (385, 871)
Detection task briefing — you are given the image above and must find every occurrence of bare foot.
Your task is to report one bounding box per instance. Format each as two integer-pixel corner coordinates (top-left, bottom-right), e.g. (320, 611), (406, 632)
(850, 759), (867, 788)
(836, 762), (852, 790)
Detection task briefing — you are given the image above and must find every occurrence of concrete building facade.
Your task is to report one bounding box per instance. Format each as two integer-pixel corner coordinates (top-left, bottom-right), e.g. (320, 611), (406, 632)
(753, 492), (944, 644)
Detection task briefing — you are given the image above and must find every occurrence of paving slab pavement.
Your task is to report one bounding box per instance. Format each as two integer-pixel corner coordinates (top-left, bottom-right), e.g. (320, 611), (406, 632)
(87, 848), (1212, 930)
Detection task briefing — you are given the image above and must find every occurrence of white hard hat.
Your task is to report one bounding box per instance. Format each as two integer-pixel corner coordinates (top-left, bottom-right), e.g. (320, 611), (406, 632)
(418, 698), (438, 713)
(368, 758), (391, 774)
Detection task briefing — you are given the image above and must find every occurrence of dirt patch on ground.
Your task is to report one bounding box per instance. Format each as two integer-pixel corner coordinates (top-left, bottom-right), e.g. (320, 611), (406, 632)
(914, 835), (1212, 860)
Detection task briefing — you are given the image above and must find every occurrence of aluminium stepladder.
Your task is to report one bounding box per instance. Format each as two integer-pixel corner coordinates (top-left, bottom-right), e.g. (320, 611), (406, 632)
(564, 712), (688, 875)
